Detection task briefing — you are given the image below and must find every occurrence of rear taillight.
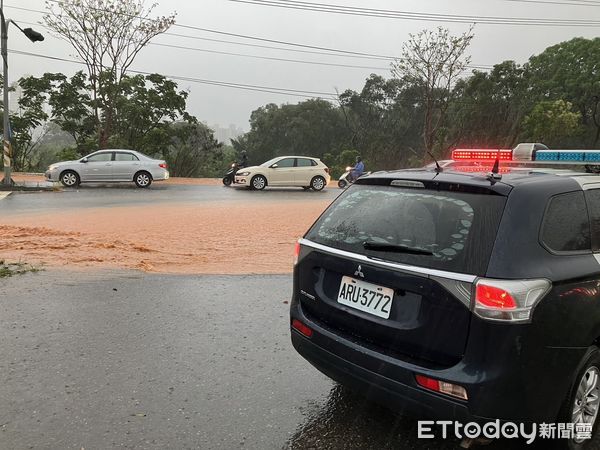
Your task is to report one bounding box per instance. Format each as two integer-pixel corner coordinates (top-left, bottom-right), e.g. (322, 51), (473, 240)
(292, 319), (313, 337)
(293, 241), (301, 265)
(324, 168), (330, 174)
(473, 278), (551, 322)
(475, 284), (516, 309)
(415, 374), (468, 400)
(159, 163), (167, 169)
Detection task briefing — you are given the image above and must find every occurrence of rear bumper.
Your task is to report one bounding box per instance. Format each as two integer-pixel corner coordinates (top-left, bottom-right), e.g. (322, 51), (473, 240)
(291, 301), (586, 423)
(292, 330), (474, 421)
(150, 169), (169, 181)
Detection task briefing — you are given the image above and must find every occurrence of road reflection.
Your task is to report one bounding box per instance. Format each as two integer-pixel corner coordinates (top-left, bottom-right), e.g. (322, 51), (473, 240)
(287, 384), (543, 449)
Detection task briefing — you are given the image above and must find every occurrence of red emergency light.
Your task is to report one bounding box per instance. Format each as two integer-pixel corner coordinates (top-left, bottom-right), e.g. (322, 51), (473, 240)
(452, 149), (513, 161)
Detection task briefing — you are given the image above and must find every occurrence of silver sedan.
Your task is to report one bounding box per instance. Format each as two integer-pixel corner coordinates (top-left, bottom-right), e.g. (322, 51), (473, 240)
(45, 149), (169, 188)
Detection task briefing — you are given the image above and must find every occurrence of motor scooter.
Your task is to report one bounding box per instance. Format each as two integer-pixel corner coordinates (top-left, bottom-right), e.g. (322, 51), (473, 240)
(222, 162), (240, 186)
(338, 167), (370, 188)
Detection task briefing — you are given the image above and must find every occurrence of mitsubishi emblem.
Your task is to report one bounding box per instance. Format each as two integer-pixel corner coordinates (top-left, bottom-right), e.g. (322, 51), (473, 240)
(354, 265), (364, 278)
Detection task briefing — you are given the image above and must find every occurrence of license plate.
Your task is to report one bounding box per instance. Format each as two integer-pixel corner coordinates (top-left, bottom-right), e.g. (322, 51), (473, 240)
(337, 276), (394, 319)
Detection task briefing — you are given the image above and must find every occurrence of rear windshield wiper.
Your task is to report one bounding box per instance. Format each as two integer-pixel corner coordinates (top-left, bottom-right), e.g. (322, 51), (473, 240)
(363, 241), (433, 256)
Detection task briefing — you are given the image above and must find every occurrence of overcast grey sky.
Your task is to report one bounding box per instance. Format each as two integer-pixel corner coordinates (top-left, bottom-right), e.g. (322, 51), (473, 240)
(6, 0), (600, 130)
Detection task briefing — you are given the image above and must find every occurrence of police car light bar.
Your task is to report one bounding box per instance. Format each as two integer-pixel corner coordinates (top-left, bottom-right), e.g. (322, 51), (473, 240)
(452, 149), (513, 161)
(535, 150), (600, 163)
(451, 144), (600, 166)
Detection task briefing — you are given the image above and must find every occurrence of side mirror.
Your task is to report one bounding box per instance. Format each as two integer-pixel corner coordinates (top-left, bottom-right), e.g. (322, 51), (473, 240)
(271, 163), (279, 168)
(81, 157), (88, 163)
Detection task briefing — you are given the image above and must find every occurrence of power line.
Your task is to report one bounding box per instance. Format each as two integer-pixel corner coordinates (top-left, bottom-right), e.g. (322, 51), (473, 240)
(5, 4), (395, 61)
(8, 49), (339, 99)
(147, 42), (389, 71)
(6, 6), (494, 71)
(42, 0), (399, 59)
(504, 0), (600, 5)
(229, 0), (600, 26)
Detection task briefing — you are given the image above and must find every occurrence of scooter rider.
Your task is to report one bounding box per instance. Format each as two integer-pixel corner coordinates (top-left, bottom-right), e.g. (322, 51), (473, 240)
(350, 156), (364, 182)
(239, 150), (248, 168)
(223, 151), (249, 186)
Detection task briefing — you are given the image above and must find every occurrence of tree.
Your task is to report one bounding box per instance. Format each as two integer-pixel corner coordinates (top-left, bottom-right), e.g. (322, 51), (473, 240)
(108, 73), (196, 154)
(234, 99), (348, 165)
(338, 74), (421, 168)
(522, 100), (582, 145)
(19, 72), (96, 154)
(19, 71), (196, 157)
(165, 123), (222, 178)
(391, 26), (474, 159)
(527, 37), (600, 146)
(0, 75), (49, 171)
(44, 0), (176, 147)
(448, 61), (531, 149)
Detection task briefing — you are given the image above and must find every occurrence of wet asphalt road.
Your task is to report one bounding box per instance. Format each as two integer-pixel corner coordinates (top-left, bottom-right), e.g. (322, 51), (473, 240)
(0, 271), (541, 449)
(0, 183), (340, 216)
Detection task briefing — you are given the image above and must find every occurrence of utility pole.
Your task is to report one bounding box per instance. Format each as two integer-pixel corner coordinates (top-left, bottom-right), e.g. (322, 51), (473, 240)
(0, 0), (43, 186)
(1, 0), (10, 186)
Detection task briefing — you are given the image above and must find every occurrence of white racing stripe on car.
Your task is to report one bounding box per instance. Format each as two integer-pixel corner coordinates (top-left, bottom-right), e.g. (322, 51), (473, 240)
(0, 192), (11, 200)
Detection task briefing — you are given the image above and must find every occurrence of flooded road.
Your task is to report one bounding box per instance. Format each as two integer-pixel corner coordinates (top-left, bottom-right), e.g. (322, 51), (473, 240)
(0, 185), (338, 274)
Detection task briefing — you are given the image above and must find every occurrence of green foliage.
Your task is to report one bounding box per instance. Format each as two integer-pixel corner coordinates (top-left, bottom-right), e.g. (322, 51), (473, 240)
(17, 71), (205, 169)
(44, 0), (176, 148)
(522, 100), (582, 145)
(233, 99), (348, 165)
(448, 61), (531, 149)
(391, 26), (475, 156)
(162, 122), (223, 178)
(338, 75), (421, 168)
(55, 147), (81, 162)
(0, 260), (42, 278)
(527, 37), (600, 146)
(323, 148), (360, 179)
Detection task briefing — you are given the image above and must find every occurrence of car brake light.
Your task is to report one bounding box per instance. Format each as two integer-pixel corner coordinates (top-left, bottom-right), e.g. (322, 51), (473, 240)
(324, 168), (330, 174)
(452, 149), (513, 161)
(292, 319), (313, 337)
(293, 241), (301, 265)
(159, 163), (167, 169)
(415, 375), (468, 400)
(473, 278), (551, 322)
(475, 284), (516, 309)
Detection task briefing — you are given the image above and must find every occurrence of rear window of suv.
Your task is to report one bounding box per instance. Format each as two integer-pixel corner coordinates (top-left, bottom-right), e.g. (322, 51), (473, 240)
(305, 184), (507, 275)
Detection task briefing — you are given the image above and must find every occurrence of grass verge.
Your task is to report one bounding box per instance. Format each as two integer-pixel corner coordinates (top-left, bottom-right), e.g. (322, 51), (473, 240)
(0, 260), (42, 278)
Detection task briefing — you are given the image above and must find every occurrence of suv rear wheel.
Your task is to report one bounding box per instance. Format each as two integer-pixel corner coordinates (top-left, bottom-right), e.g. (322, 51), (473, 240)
(556, 347), (600, 449)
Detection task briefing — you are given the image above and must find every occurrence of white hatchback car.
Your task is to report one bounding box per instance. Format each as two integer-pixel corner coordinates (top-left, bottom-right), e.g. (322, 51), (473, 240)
(234, 156), (331, 191)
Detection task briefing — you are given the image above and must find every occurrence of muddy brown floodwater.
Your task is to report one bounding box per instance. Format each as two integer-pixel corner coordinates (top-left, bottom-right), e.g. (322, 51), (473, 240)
(0, 200), (330, 274)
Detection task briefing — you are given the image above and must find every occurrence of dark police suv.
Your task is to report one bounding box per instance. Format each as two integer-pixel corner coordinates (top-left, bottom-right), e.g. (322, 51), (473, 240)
(290, 144), (600, 448)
